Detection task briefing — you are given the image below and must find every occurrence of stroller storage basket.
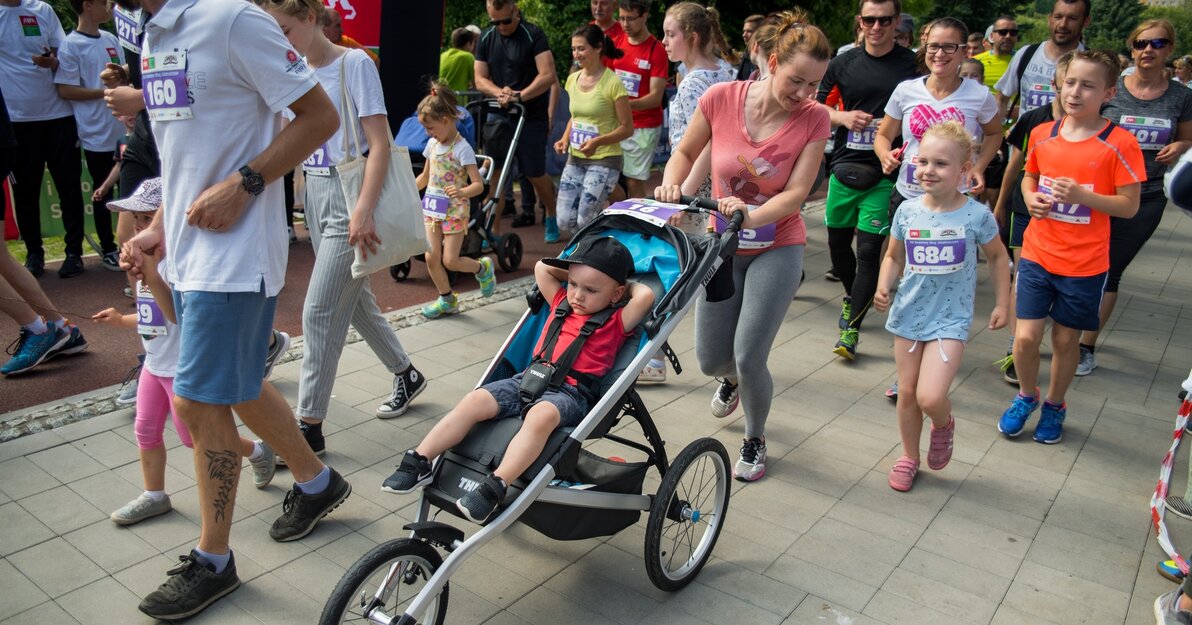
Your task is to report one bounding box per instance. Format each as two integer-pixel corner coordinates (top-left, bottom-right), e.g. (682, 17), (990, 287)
(519, 450), (650, 541)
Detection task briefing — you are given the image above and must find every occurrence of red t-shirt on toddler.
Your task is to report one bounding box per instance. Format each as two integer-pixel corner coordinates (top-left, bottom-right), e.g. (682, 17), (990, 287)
(532, 289), (633, 384)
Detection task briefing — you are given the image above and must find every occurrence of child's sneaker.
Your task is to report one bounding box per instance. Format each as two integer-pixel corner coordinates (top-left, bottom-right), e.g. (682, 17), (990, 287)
(1033, 400), (1065, 444)
(421, 293), (460, 319)
(995, 352), (1019, 386)
(475, 257), (496, 298)
(888, 456), (920, 492)
(886, 382), (899, 402)
(838, 296), (853, 330)
(734, 437), (766, 481)
(637, 358), (667, 383)
(543, 216), (560, 244)
(111, 493), (173, 525)
(998, 389), (1039, 437)
(1075, 346), (1097, 376)
(1158, 559), (1186, 583)
(249, 441), (276, 489)
(1154, 588), (1192, 625)
(833, 328), (858, 361)
(927, 416), (954, 470)
(456, 473), (507, 522)
(710, 378), (739, 418)
(382, 450), (434, 494)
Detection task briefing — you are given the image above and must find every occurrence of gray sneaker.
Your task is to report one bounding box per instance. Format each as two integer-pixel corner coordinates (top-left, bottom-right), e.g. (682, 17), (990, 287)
(115, 362), (142, 406)
(1155, 588), (1192, 624)
(262, 330), (290, 380)
(1075, 346), (1096, 376)
(250, 441), (276, 489)
(111, 493), (172, 525)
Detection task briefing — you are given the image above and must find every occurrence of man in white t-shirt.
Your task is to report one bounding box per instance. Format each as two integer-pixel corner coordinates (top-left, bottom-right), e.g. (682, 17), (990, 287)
(0, 0), (88, 278)
(55, 0), (125, 270)
(118, 0), (343, 619)
(994, 0), (1088, 122)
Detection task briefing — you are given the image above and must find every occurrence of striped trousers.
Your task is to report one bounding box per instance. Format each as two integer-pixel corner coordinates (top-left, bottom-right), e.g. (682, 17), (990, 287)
(297, 170), (411, 420)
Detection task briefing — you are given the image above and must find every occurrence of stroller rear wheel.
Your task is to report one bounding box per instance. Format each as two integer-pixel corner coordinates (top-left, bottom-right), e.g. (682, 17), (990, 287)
(495, 233), (523, 272)
(319, 538), (448, 625)
(644, 437), (731, 591)
(390, 261), (412, 282)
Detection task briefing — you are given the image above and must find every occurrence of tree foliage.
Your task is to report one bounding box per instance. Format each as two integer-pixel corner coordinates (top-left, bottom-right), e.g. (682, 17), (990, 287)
(1083, 0), (1143, 54)
(1141, 0), (1192, 57)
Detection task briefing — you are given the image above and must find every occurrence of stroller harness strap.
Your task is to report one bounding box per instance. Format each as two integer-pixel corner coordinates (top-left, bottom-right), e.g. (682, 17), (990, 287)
(520, 299), (619, 406)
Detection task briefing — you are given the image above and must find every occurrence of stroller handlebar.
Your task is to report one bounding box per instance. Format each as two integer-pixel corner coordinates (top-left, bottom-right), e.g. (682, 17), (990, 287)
(677, 195), (746, 234)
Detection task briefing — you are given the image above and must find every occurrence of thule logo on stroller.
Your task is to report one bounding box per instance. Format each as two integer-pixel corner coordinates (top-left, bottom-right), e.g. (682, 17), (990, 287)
(458, 477), (481, 492)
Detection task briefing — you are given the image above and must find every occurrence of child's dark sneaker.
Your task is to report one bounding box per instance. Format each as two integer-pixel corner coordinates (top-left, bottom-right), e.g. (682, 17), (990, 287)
(381, 450), (434, 494)
(456, 473), (506, 523)
(1033, 400), (1066, 444)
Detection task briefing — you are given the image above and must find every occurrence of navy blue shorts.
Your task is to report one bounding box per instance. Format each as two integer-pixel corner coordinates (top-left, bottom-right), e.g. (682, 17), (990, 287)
(481, 372), (588, 428)
(172, 286), (276, 405)
(1015, 257), (1106, 332)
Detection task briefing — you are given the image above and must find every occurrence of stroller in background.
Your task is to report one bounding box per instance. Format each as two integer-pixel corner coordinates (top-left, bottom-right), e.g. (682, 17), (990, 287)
(318, 197), (747, 625)
(389, 99), (526, 284)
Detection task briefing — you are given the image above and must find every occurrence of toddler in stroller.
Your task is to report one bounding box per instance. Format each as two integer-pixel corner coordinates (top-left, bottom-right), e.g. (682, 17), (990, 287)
(382, 235), (655, 522)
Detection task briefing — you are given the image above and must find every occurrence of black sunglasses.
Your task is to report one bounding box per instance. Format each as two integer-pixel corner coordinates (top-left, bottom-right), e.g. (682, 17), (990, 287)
(993, 28), (1018, 37)
(859, 15), (895, 27)
(489, 16), (514, 27)
(1132, 38), (1172, 51)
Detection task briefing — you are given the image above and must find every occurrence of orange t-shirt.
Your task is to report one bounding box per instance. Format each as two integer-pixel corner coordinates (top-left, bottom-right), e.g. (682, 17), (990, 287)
(1022, 118), (1145, 277)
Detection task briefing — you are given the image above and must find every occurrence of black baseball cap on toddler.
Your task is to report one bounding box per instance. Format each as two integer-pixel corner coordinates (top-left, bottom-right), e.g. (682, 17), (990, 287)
(542, 236), (634, 284)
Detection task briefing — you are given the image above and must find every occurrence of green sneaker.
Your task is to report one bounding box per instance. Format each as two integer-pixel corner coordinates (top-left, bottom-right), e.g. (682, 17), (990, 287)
(838, 296), (853, 330)
(476, 257), (496, 298)
(421, 294), (460, 319)
(833, 328), (858, 361)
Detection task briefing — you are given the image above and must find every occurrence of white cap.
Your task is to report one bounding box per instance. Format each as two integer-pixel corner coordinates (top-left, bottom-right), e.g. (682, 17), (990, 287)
(465, 24), (482, 37)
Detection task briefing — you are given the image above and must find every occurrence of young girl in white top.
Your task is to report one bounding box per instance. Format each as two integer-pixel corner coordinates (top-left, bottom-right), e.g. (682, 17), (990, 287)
(415, 82), (492, 319)
(874, 122), (1011, 492)
(93, 179), (274, 525)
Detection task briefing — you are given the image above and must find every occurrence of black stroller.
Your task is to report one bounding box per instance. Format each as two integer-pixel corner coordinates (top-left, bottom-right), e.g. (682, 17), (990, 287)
(389, 99), (527, 284)
(320, 197), (746, 625)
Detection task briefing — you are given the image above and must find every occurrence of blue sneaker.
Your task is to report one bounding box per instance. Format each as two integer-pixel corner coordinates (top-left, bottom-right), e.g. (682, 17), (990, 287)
(1, 326), (69, 376)
(998, 390), (1039, 438)
(544, 216), (560, 244)
(475, 257), (496, 298)
(47, 323), (88, 360)
(1033, 400), (1066, 444)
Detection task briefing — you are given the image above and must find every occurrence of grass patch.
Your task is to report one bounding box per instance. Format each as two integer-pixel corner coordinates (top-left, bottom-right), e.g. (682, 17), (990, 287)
(6, 237), (67, 264)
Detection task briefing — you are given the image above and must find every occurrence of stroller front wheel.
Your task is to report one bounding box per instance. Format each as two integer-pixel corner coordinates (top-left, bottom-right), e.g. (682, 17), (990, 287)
(644, 437), (731, 591)
(319, 538), (449, 625)
(390, 261), (412, 282)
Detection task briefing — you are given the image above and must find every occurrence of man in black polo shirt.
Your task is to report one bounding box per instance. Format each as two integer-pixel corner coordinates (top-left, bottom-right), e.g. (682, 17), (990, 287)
(816, 0), (918, 361)
(475, 0), (559, 241)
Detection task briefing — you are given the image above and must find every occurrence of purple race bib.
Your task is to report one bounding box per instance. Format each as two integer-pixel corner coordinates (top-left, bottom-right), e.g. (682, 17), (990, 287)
(303, 143), (331, 176)
(615, 69), (642, 98)
(141, 51), (191, 121)
(1024, 83), (1056, 110)
(569, 121), (598, 150)
(603, 199), (684, 227)
(905, 226), (965, 274)
(113, 6), (140, 54)
(422, 188), (450, 220)
(1039, 175), (1093, 225)
(1119, 115), (1172, 151)
(845, 119), (879, 151)
(712, 203), (775, 250)
(136, 281), (167, 336)
(902, 161), (923, 192)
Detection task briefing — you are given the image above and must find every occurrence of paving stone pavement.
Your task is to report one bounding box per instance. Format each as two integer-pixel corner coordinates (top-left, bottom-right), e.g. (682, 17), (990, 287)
(2, 205), (1191, 625)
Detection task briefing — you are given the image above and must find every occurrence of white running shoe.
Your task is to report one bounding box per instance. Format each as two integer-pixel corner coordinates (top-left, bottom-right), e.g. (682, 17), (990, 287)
(710, 378), (739, 418)
(734, 438), (767, 482)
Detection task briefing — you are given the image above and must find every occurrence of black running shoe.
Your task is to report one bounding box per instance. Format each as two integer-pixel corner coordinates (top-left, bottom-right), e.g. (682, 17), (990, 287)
(376, 365), (427, 418)
(381, 450), (434, 494)
(24, 253), (44, 277)
(58, 253), (84, 278)
(456, 473), (506, 523)
(138, 550), (240, 621)
(269, 468), (351, 542)
(274, 420), (325, 466)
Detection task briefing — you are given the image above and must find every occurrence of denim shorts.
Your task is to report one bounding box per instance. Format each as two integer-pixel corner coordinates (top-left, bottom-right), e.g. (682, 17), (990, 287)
(481, 373), (589, 428)
(1015, 257), (1106, 332)
(172, 286), (276, 405)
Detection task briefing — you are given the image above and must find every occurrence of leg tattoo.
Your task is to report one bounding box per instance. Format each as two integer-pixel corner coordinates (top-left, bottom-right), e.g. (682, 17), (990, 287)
(205, 449), (239, 524)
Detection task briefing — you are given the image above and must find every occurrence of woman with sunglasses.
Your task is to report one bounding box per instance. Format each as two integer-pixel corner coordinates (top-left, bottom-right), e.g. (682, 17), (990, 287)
(1073, 19), (1192, 377)
(876, 18), (1002, 211)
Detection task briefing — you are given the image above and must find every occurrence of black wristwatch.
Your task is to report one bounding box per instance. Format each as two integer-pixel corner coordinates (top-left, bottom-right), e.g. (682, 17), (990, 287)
(238, 166), (265, 196)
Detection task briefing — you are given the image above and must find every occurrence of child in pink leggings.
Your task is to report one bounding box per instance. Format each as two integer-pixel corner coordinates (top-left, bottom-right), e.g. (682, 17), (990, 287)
(93, 179), (277, 525)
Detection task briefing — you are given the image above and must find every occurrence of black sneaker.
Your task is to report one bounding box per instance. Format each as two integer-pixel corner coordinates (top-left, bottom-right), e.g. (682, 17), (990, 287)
(275, 420), (325, 466)
(24, 253), (44, 277)
(381, 450), (434, 494)
(511, 213), (535, 228)
(269, 467), (351, 542)
(47, 323), (88, 359)
(138, 550), (241, 621)
(102, 250), (122, 272)
(998, 352), (1019, 386)
(376, 365), (427, 418)
(456, 473), (506, 523)
(58, 253), (84, 278)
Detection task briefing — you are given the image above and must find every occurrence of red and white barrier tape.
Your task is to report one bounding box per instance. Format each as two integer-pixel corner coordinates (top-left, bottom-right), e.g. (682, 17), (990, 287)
(1152, 399), (1192, 574)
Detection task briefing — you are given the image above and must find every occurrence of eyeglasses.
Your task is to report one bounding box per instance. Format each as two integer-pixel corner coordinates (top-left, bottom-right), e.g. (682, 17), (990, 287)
(859, 15), (895, 27)
(925, 43), (962, 55)
(489, 16), (514, 27)
(618, 13), (644, 22)
(1132, 38), (1172, 51)
(992, 28), (1019, 37)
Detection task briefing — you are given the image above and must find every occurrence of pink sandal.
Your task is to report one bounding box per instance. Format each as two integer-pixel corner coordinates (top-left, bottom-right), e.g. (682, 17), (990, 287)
(888, 456), (920, 492)
(927, 416), (954, 470)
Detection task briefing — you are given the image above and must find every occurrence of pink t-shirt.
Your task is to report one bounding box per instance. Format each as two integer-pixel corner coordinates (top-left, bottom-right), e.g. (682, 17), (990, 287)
(698, 81), (830, 255)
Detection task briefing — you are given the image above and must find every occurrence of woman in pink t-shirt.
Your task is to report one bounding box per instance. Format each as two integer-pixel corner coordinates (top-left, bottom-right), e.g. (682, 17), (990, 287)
(656, 10), (831, 482)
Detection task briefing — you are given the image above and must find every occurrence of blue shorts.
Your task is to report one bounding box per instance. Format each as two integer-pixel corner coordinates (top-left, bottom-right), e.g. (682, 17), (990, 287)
(172, 285), (276, 405)
(481, 372), (589, 428)
(1015, 257), (1106, 332)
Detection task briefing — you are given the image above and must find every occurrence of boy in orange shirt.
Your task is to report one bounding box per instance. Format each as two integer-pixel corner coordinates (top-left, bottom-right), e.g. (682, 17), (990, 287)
(997, 50), (1145, 444)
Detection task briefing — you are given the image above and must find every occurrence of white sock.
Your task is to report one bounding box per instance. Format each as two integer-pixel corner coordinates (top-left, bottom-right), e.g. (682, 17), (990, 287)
(21, 317), (48, 335)
(52, 318), (69, 330)
(248, 441), (264, 461)
(143, 490), (167, 501)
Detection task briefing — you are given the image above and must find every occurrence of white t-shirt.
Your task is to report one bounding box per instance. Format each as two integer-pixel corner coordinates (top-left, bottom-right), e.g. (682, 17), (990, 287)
(55, 30), (125, 151)
(0, 0), (70, 121)
(311, 49), (386, 165)
(995, 42), (1084, 120)
(421, 135), (478, 167)
(885, 76), (999, 199)
(144, 0), (318, 296)
(136, 281), (182, 378)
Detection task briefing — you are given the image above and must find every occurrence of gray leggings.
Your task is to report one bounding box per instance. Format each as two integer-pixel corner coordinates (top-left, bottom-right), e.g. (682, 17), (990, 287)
(695, 244), (804, 439)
